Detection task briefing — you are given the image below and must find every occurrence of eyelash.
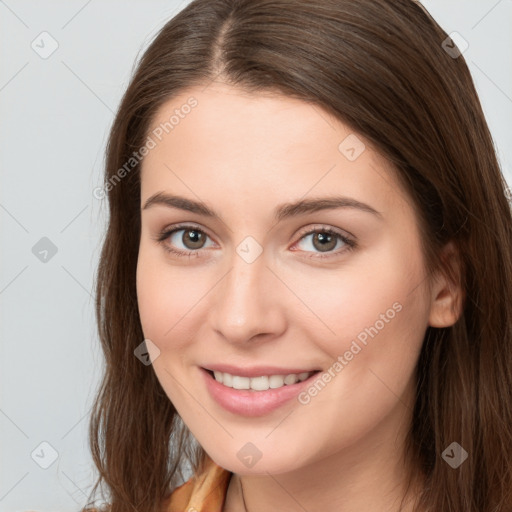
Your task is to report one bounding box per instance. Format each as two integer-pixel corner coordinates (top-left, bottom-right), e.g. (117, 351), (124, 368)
(153, 223), (357, 260)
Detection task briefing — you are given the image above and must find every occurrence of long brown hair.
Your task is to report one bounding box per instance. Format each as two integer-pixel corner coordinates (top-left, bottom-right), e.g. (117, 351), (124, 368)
(85, 1), (512, 511)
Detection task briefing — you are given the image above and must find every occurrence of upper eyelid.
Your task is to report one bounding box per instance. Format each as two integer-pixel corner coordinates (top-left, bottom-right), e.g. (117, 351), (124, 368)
(164, 222), (217, 243)
(297, 223), (354, 240)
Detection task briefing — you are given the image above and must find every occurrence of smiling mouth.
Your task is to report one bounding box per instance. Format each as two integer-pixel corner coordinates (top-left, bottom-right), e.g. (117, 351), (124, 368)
(204, 368), (322, 391)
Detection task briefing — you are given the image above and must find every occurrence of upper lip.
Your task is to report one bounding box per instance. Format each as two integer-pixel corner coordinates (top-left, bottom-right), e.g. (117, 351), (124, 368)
(202, 364), (321, 378)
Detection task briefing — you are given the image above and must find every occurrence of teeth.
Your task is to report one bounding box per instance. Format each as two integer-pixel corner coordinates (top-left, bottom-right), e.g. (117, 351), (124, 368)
(284, 374), (298, 385)
(269, 375), (285, 389)
(250, 375), (269, 391)
(212, 370), (313, 390)
(232, 375), (250, 390)
(223, 372), (232, 386)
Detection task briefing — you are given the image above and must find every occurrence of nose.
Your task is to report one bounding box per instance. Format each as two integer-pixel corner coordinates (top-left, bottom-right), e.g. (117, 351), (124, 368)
(209, 249), (287, 345)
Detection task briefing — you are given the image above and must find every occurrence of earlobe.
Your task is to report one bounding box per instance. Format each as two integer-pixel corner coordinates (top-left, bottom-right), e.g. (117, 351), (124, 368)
(428, 241), (464, 328)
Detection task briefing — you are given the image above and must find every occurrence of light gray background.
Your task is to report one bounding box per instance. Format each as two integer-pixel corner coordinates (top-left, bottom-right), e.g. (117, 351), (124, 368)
(1, 1), (511, 511)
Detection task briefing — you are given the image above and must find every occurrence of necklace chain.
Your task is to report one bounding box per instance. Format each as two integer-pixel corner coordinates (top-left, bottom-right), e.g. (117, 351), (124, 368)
(238, 474), (248, 512)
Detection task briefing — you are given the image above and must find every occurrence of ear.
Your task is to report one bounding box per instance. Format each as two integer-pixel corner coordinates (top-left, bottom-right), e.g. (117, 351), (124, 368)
(428, 241), (464, 328)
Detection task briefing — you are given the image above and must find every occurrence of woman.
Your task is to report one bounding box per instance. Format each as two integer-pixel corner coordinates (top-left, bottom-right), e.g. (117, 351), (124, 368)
(85, 0), (512, 511)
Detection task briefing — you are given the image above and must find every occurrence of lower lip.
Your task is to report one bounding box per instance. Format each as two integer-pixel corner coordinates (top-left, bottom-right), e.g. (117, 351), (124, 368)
(201, 367), (319, 417)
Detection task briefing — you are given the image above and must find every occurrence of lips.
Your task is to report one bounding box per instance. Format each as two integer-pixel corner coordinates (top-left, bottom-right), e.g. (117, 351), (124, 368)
(200, 366), (322, 417)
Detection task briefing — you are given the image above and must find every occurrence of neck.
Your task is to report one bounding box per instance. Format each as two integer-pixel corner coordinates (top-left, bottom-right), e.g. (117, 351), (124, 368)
(226, 398), (424, 512)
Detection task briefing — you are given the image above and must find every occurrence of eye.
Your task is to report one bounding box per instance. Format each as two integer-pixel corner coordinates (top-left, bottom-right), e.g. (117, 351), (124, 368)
(154, 224), (215, 258)
(292, 225), (356, 259)
(153, 223), (356, 260)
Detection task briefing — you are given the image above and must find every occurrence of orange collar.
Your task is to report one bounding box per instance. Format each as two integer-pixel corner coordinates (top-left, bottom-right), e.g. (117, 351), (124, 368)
(163, 455), (233, 512)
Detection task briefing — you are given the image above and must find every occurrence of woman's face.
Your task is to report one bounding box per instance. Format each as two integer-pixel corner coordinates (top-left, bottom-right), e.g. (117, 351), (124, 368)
(136, 82), (436, 475)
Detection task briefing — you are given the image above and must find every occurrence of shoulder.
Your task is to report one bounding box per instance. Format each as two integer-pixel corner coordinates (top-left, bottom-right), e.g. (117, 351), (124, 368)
(162, 455), (233, 512)
(78, 457), (232, 512)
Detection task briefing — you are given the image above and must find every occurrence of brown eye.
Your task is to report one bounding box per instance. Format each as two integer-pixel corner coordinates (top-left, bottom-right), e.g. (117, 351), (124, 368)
(181, 229), (206, 249)
(293, 226), (356, 259)
(311, 232), (338, 252)
(156, 224), (215, 257)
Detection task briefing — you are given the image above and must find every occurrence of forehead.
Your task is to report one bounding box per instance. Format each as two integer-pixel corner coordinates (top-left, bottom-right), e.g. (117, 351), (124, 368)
(141, 82), (409, 217)
(147, 83), (356, 161)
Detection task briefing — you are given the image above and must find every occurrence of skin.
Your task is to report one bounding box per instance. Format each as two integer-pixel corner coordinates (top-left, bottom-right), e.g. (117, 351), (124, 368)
(136, 82), (462, 512)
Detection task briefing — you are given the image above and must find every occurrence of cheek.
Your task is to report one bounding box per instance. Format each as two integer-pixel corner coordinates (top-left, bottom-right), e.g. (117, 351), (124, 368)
(304, 247), (424, 322)
(299, 238), (429, 392)
(136, 242), (205, 345)
(136, 251), (170, 340)
(136, 250), (200, 404)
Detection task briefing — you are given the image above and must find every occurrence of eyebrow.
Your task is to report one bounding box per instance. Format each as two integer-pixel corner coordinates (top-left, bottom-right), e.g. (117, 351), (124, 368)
(142, 192), (383, 221)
